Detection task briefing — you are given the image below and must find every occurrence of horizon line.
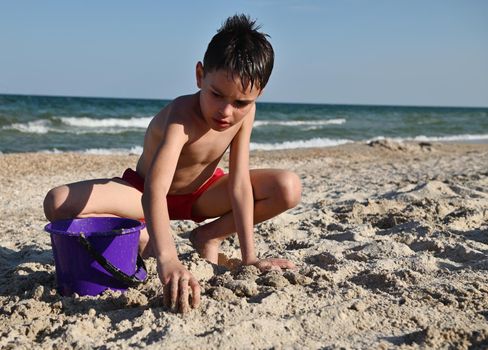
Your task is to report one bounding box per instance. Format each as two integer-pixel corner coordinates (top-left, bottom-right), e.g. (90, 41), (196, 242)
(1, 92), (487, 110)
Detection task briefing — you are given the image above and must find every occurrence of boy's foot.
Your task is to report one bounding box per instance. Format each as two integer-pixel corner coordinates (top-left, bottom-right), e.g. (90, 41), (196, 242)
(189, 228), (222, 264)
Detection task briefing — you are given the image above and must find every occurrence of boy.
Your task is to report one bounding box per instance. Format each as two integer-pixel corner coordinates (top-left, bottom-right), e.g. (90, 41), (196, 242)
(43, 14), (302, 313)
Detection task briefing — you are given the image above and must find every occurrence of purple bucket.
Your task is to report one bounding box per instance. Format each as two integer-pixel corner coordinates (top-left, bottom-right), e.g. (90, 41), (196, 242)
(45, 217), (147, 296)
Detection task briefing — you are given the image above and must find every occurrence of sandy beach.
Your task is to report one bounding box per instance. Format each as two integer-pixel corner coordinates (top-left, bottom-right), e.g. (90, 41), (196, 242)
(0, 140), (487, 349)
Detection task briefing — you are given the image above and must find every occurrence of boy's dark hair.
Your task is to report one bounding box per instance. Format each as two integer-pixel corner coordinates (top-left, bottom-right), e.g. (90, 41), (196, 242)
(203, 14), (274, 91)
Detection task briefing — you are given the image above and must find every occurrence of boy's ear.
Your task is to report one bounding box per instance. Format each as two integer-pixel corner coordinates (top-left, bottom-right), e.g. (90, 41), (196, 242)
(196, 62), (204, 89)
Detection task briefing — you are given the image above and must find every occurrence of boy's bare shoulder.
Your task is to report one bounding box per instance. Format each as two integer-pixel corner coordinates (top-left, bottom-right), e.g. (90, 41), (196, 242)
(138, 94), (203, 173)
(148, 94), (202, 134)
(158, 94), (200, 122)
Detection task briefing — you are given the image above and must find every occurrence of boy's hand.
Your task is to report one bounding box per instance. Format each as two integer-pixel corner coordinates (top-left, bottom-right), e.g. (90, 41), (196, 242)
(252, 258), (296, 272)
(156, 258), (201, 313)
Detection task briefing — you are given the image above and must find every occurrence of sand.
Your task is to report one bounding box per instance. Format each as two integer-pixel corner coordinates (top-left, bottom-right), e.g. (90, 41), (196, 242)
(0, 140), (487, 349)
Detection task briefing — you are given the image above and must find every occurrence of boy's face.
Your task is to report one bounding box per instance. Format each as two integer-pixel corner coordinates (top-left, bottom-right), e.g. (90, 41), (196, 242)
(196, 62), (262, 131)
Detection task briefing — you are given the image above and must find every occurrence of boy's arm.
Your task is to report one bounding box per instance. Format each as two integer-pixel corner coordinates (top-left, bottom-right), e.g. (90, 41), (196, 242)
(229, 110), (297, 271)
(141, 121), (200, 312)
(228, 111), (257, 265)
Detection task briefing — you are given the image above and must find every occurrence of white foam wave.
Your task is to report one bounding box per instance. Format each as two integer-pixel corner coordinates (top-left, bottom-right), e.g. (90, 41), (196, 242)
(40, 145), (144, 155)
(36, 139), (350, 154)
(27, 132), (488, 155)
(82, 145), (143, 155)
(411, 134), (488, 142)
(5, 120), (51, 134)
(250, 137), (351, 150)
(4, 117), (343, 135)
(57, 116), (152, 128)
(369, 134), (488, 143)
(253, 118), (346, 127)
(3, 116), (152, 134)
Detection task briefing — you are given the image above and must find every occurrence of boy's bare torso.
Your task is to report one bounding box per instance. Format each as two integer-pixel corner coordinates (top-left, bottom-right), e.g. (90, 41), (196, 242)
(135, 92), (249, 195)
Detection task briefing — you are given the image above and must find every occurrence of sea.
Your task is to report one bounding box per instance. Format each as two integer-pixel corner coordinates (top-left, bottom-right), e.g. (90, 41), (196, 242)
(1, 94), (487, 154)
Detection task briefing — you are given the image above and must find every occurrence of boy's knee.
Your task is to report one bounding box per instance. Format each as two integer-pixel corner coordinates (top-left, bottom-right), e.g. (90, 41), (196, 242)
(43, 185), (70, 221)
(276, 171), (302, 209)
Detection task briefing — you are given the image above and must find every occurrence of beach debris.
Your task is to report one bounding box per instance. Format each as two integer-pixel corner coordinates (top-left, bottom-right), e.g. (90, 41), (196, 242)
(367, 139), (409, 151)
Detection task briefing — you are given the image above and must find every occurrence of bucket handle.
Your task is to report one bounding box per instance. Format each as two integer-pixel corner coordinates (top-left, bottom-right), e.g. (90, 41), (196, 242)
(78, 233), (147, 286)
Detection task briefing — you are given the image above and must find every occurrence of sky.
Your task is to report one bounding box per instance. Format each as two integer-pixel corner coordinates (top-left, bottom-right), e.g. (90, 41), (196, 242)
(0, 0), (487, 107)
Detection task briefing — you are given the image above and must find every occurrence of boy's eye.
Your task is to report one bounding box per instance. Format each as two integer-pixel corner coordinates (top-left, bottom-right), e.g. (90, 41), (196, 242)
(234, 101), (249, 108)
(211, 91), (221, 98)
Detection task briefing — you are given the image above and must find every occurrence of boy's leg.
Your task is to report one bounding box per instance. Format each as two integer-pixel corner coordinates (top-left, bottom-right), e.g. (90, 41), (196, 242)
(43, 178), (150, 253)
(190, 169), (302, 263)
(44, 178), (145, 220)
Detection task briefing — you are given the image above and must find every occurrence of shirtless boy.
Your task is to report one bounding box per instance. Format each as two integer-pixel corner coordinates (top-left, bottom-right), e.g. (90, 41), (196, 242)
(43, 14), (302, 313)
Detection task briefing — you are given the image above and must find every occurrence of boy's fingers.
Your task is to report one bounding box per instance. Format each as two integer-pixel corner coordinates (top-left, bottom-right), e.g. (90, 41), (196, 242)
(281, 259), (296, 269)
(256, 260), (273, 272)
(178, 278), (190, 314)
(189, 278), (201, 309)
(260, 258), (296, 271)
(266, 261), (279, 271)
(170, 277), (179, 311)
(268, 258), (295, 268)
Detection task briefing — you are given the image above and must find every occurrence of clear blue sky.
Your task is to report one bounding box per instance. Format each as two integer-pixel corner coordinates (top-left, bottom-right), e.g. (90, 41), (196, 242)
(1, 0), (487, 107)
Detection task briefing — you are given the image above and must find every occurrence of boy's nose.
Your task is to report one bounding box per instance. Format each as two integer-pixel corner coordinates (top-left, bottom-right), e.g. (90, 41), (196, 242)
(219, 103), (233, 118)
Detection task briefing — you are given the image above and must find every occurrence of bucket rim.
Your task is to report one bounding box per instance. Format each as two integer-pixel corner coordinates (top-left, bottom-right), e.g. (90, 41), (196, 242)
(45, 217), (145, 237)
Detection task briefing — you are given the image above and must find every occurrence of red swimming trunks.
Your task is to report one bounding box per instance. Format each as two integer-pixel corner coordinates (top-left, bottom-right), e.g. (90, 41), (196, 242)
(119, 168), (225, 223)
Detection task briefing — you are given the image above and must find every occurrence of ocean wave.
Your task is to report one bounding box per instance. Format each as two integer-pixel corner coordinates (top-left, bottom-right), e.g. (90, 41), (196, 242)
(3, 116), (151, 134)
(17, 133), (488, 155)
(57, 116), (152, 128)
(81, 145), (144, 155)
(5, 120), (51, 134)
(34, 139), (351, 154)
(3, 116), (344, 135)
(369, 134), (488, 143)
(40, 145), (144, 155)
(250, 137), (351, 150)
(253, 118), (346, 127)
(411, 134), (488, 142)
